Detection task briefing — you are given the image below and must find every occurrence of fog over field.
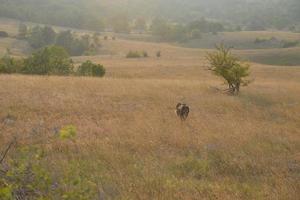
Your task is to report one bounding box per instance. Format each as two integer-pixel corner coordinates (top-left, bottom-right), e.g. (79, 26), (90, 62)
(0, 1), (300, 200)
(0, 0), (299, 29)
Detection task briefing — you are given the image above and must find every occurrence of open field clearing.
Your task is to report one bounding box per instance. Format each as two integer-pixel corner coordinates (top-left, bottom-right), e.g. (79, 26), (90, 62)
(238, 47), (300, 66)
(1, 54), (300, 199)
(183, 31), (300, 49)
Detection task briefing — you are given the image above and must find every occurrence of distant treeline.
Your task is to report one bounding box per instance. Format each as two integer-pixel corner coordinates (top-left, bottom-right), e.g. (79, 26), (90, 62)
(0, 0), (105, 31)
(0, 0), (299, 33)
(17, 19), (225, 49)
(151, 18), (225, 42)
(19, 25), (101, 56)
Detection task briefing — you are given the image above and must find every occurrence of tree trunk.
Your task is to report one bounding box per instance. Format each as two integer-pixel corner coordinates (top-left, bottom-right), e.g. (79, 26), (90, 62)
(234, 83), (240, 95)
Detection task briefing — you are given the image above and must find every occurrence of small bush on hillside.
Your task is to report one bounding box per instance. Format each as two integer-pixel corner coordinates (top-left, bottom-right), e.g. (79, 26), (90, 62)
(59, 125), (77, 139)
(156, 51), (161, 58)
(207, 44), (251, 95)
(126, 51), (141, 58)
(22, 46), (74, 75)
(0, 31), (9, 38)
(104, 36), (108, 40)
(76, 60), (106, 77)
(0, 56), (23, 74)
(142, 51), (148, 57)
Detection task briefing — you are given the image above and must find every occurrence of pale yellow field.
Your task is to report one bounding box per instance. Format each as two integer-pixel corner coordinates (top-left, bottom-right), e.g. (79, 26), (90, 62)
(1, 39), (300, 199)
(1, 18), (300, 199)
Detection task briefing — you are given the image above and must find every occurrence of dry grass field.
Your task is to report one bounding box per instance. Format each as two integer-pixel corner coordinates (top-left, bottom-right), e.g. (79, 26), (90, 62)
(1, 17), (300, 199)
(1, 38), (300, 199)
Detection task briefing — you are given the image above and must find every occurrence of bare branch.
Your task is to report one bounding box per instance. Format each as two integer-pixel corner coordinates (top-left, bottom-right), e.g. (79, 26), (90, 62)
(0, 138), (16, 164)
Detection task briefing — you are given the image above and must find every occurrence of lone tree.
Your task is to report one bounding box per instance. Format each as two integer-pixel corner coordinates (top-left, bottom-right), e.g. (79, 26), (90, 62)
(207, 44), (251, 95)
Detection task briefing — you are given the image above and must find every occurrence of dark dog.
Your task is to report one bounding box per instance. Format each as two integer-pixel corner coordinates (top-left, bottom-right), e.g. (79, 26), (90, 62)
(175, 103), (190, 121)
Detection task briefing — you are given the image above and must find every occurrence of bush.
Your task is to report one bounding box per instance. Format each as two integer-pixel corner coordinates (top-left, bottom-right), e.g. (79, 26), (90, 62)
(142, 51), (148, 57)
(0, 56), (23, 74)
(156, 51), (161, 58)
(59, 125), (77, 139)
(76, 60), (105, 77)
(0, 145), (52, 200)
(126, 51), (141, 58)
(22, 46), (74, 75)
(0, 31), (9, 38)
(207, 44), (251, 95)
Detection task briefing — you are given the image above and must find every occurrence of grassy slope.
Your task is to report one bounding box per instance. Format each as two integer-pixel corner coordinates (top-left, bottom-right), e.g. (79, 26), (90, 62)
(184, 31), (300, 49)
(239, 47), (300, 66)
(0, 19), (300, 198)
(1, 42), (300, 199)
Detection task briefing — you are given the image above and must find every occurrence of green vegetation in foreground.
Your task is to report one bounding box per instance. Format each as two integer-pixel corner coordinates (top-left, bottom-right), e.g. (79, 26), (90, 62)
(0, 125), (297, 199)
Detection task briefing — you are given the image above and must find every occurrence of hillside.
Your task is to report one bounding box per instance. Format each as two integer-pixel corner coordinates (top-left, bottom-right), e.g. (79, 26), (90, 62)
(0, 12), (300, 199)
(0, 17), (300, 66)
(1, 44), (300, 198)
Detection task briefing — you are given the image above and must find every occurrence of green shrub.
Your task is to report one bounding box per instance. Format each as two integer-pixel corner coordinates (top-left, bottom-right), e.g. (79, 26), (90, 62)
(22, 46), (74, 75)
(0, 56), (23, 74)
(207, 44), (251, 95)
(1, 146), (52, 200)
(59, 125), (77, 139)
(76, 60), (106, 77)
(126, 51), (141, 58)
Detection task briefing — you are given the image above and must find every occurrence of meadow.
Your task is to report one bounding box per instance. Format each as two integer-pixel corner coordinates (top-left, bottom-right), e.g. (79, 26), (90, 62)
(0, 18), (300, 199)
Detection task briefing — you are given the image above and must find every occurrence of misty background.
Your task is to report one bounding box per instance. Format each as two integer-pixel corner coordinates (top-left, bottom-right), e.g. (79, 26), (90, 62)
(0, 0), (299, 31)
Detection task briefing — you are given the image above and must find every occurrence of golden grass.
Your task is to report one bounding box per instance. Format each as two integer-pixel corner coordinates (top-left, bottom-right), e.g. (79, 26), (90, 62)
(1, 54), (300, 199)
(0, 18), (300, 199)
